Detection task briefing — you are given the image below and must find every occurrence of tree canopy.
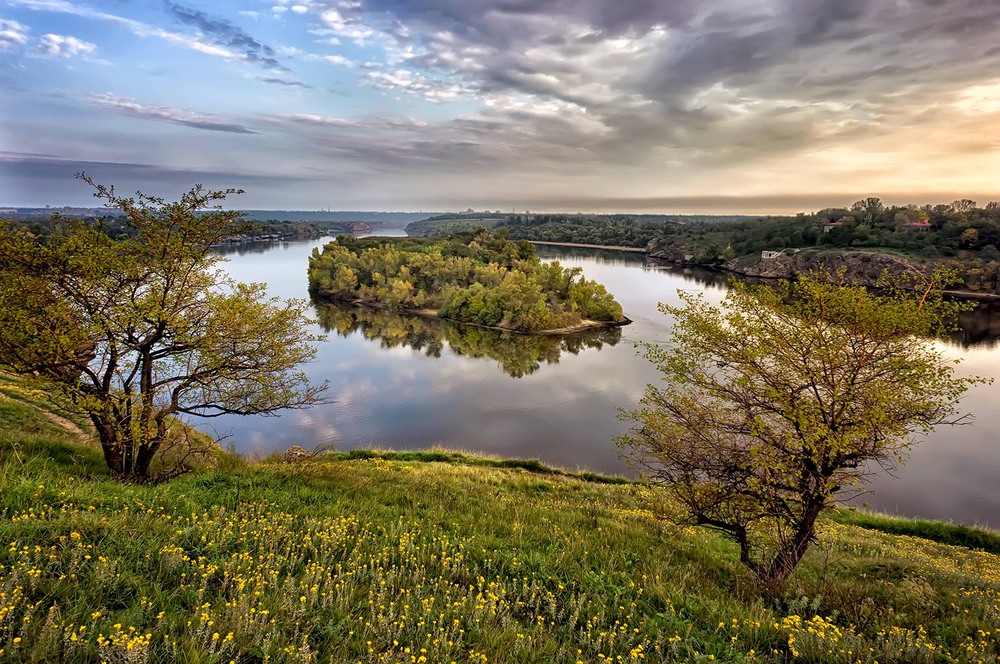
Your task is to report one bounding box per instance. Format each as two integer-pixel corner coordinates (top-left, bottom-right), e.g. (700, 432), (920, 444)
(617, 273), (987, 589)
(308, 230), (627, 332)
(0, 177), (326, 481)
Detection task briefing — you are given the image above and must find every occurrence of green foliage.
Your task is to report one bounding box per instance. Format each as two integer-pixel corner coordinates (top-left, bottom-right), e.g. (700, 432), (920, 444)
(0, 177), (326, 482)
(308, 229), (626, 332)
(406, 212), (753, 248)
(405, 201), (1000, 294)
(618, 271), (988, 589)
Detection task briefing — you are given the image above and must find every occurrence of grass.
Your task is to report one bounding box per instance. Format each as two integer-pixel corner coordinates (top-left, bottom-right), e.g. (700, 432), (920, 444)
(2, 398), (1000, 662)
(830, 508), (1000, 556)
(327, 448), (634, 485)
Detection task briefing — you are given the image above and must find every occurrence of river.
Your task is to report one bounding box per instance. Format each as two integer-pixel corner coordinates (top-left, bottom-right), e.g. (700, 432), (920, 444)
(211, 235), (1000, 529)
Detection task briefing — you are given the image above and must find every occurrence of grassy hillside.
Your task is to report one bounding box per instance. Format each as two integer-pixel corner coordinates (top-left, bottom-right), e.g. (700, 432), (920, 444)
(2, 395), (1000, 662)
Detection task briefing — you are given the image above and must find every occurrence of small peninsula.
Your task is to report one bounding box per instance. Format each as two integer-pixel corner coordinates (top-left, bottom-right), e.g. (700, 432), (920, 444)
(308, 230), (629, 333)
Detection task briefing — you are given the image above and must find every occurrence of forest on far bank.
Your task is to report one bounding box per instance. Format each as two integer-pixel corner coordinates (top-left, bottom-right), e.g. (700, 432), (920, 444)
(406, 198), (1000, 261)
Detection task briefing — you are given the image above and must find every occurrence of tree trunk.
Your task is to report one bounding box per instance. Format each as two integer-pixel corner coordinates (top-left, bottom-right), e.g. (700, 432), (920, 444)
(756, 498), (825, 591)
(91, 415), (156, 482)
(134, 442), (159, 481)
(92, 415), (125, 477)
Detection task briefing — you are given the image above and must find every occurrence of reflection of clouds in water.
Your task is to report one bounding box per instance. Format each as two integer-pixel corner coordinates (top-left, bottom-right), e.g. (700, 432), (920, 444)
(207, 239), (1000, 527)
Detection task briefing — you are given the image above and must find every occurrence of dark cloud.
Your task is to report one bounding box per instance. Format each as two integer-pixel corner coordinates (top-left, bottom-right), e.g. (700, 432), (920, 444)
(260, 77), (313, 89)
(306, 0), (1000, 176)
(165, 3), (285, 69)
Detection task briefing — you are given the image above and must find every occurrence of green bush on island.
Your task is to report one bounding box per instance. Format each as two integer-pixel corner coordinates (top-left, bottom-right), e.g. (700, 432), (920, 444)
(308, 230), (626, 332)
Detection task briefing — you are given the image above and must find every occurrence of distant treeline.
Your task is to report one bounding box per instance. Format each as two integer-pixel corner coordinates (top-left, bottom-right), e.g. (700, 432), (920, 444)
(308, 230), (627, 332)
(645, 198), (1000, 296)
(241, 210), (436, 224)
(707, 198), (1000, 260)
(1, 214), (370, 244)
(406, 200), (1000, 261)
(406, 212), (756, 247)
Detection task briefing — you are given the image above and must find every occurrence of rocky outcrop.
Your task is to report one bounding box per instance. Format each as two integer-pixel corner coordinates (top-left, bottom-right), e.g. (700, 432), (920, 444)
(283, 445), (313, 463)
(646, 235), (929, 286)
(646, 237), (700, 264)
(722, 250), (927, 286)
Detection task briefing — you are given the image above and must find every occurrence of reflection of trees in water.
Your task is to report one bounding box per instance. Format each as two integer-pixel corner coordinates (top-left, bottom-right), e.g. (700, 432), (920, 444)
(534, 245), (648, 266)
(213, 240), (290, 256)
(643, 259), (732, 288)
(954, 300), (1000, 349)
(313, 299), (622, 377)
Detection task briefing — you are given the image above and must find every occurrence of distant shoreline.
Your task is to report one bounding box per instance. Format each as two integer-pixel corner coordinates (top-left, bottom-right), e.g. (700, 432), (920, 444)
(526, 240), (647, 253)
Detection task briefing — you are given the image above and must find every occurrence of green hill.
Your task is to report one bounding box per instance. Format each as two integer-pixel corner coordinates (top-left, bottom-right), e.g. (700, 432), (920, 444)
(2, 389), (1000, 662)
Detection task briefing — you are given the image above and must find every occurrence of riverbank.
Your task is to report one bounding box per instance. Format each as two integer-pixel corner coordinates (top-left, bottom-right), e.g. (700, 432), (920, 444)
(526, 240), (647, 253)
(3, 391), (1000, 662)
(642, 244), (1000, 301)
(312, 295), (632, 336)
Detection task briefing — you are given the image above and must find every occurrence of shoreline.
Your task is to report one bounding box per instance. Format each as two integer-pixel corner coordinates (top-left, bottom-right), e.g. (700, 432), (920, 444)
(645, 254), (1000, 302)
(315, 295), (632, 335)
(526, 240), (647, 253)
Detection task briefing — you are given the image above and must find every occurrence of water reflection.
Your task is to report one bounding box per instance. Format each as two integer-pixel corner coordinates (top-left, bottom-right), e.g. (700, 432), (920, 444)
(208, 239), (1000, 528)
(313, 299), (622, 378)
(955, 300), (1000, 349)
(214, 240), (301, 256)
(644, 256), (1000, 349)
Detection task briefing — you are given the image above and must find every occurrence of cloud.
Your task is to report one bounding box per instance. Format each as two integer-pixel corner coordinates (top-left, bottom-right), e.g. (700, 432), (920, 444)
(10, 0), (256, 64)
(165, 3), (284, 70)
(8, 0), (1000, 209)
(260, 76), (313, 89)
(283, 113), (352, 127)
(87, 93), (259, 134)
(319, 54), (353, 67)
(0, 152), (319, 206)
(284, 0), (1000, 178)
(30, 32), (95, 57)
(0, 17), (29, 50)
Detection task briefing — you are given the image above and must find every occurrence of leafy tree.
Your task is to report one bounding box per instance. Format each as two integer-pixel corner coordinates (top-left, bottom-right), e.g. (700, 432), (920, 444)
(617, 273), (986, 589)
(0, 176), (326, 481)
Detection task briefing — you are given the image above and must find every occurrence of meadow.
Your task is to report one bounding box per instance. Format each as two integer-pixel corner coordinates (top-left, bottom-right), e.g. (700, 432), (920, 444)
(2, 386), (1000, 662)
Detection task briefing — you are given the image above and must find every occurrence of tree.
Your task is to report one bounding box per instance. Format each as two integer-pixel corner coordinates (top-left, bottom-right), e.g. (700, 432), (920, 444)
(617, 274), (985, 590)
(851, 197), (883, 225)
(0, 176), (326, 481)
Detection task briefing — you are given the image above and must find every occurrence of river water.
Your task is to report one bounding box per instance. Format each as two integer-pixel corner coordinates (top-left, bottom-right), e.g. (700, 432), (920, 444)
(211, 235), (1000, 528)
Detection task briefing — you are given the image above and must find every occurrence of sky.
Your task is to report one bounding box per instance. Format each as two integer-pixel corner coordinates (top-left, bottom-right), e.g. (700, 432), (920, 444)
(1, 0), (1000, 212)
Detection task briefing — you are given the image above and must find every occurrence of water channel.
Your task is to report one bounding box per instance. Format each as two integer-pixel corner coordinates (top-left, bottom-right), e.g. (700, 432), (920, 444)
(210, 235), (1000, 528)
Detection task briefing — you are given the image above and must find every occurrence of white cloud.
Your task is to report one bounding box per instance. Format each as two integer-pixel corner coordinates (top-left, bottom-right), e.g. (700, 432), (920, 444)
(954, 81), (1000, 116)
(86, 92), (258, 134)
(31, 33), (95, 58)
(321, 53), (353, 66)
(0, 17), (29, 51)
(10, 0), (247, 63)
(285, 113), (352, 127)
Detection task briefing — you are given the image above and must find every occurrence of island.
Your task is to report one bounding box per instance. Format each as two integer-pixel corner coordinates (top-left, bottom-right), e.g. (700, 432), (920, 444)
(308, 230), (629, 333)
